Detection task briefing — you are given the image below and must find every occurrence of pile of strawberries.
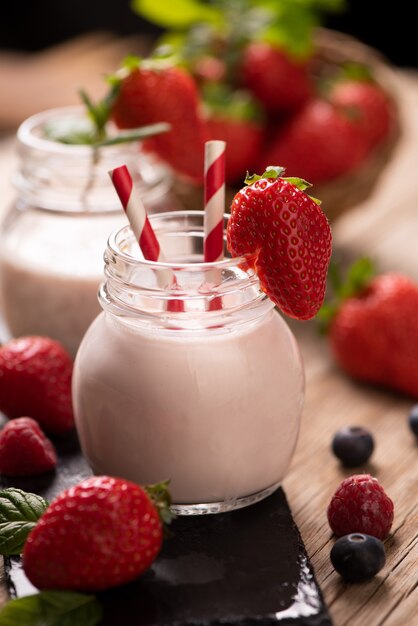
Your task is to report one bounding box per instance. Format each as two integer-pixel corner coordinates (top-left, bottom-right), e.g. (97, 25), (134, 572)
(109, 0), (394, 188)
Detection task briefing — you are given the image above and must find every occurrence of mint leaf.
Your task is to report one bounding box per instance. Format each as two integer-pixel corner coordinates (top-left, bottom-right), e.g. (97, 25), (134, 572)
(94, 122), (170, 147)
(132, 0), (222, 29)
(0, 488), (48, 556)
(0, 591), (102, 626)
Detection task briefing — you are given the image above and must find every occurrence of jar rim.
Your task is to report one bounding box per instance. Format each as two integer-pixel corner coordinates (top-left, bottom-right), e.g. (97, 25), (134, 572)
(107, 210), (254, 270)
(17, 105), (138, 157)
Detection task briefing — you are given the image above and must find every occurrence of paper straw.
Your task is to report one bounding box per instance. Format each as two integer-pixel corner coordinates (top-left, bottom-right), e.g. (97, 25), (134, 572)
(204, 140), (226, 262)
(109, 165), (183, 311)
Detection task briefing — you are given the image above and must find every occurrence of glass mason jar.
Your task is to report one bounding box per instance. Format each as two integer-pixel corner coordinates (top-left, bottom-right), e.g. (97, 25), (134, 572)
(0, 106), (175, 356)
(73, 211), (305, 515)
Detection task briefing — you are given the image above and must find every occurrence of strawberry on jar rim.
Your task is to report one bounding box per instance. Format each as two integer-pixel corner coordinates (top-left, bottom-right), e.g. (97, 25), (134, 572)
(226, 166), (332, 320)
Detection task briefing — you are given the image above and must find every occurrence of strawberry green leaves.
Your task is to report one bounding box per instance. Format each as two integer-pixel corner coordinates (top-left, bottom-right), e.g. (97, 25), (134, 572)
(244, 167), (322, 204)
(317, 257), (375, 329)
(0, 489), (48, 556)
(0, 591), (102, 626)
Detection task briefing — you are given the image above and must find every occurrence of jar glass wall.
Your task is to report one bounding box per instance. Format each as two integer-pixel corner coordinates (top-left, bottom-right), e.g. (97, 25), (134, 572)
(0, 106), (175, 355)
(73, 211), (305, 514)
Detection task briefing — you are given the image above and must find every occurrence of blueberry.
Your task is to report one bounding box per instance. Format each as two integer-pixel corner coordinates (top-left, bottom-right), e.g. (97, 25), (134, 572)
(330, 533), (386, 582)
(332, 426), (374, 467)
(408, 404), (418, 438)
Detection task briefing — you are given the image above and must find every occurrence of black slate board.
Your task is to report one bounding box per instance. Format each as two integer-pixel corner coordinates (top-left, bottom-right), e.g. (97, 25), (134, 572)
(0, 418), (332, 626)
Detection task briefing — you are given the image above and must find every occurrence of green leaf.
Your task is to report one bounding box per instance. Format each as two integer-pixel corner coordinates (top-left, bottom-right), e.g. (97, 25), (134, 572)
(245, 166), (286, 185)
(93, 122), (171, 147)
(79, 88), (118, 142)
(203, 84), (263, 123)
(43, 117), (97, 145)
(253, 0), (346, 58)
(0, 489), (48, 556)
(284, 177), (312, 191)
(0, 591), (102, 626)
(145, 480), (175, 525)
(131, 0), (222, 29)
(340, 257), (375, 300)
(341, 62), (374, 82)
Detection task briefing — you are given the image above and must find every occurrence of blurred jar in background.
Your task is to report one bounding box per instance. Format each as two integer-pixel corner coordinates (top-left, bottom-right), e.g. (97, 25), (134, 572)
(0, 106), (176, 356)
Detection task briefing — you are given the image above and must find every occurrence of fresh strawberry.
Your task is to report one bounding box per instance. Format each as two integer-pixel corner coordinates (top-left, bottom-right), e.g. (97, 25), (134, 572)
(0, 336), (74, 434)
(111, 60), (208, 182)
(327, 474), (394, 540)
(241, 42), (313, 113)
(259, 99), (367, 184)
(204, 84), (264, 184)
(330, 79), (393, 150)
(23, 476), (171, 591)
(0, 417), (57, 476)
(324, 266), (418, 398)
(226, 166), (332, 320)
(207, 117), (264, 184)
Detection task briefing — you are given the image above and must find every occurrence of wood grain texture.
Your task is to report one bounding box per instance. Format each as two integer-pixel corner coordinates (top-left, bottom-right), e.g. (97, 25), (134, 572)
(0, 71), (418, 624)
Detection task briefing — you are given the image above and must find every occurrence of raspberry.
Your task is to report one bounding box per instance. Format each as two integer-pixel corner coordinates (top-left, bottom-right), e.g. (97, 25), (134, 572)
(0, 417), (57, 476)
(327, 474), (394, 540)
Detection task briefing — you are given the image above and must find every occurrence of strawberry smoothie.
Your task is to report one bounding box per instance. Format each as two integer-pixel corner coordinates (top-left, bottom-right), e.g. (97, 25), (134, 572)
(73, 214), (305, 513)
(0, 211), (125, 356)
(0, 106), (172, 355)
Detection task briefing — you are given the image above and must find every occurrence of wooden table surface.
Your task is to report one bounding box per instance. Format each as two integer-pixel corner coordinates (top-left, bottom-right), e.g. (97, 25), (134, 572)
(0, 70), (417, 625)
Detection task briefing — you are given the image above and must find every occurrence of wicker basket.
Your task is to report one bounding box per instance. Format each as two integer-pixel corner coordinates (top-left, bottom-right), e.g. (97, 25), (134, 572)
(172, 29), (401, 221)
(310, 29), (401, 220)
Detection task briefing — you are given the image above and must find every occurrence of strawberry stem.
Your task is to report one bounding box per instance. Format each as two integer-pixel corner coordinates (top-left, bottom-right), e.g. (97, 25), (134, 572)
(145, 480), (176, 525)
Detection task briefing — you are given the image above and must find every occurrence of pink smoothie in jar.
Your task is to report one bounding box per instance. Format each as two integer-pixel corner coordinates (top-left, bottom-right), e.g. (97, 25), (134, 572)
(72, 212), (305, 514)
(0, 107), (172, 355)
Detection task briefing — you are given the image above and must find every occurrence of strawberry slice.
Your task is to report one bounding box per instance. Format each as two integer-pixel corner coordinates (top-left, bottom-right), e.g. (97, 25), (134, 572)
(112, 59), (208, 183)
(226, 167), (332, 320)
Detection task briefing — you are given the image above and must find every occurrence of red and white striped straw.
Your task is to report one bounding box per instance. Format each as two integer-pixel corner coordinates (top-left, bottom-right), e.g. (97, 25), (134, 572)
(204, 140), (226, 262)
(109, 165), (183, 313)
(109, 164), (165, 263)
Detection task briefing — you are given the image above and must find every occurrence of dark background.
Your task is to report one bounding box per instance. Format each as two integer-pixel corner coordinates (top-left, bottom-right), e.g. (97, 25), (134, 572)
(0, 1), (415, 68)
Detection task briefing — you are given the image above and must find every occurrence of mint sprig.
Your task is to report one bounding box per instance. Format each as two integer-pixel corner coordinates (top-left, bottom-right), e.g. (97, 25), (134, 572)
(0, 591), (102, 626)
(0, 488), (48, 556)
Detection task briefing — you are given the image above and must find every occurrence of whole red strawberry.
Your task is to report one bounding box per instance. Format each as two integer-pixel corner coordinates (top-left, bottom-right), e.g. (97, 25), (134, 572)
(204, 85), (264, 184)
(23, 476), (169, 591)
(329, 272), (418, 398)
(112, 61), (207, 182)
(259, 99), (367, 184)
(0, 336), (74, 434)
(330, 79), (393, 150)
(0, 417), (57, 476)
(241, 42), (313, 113)
(226, 167), (332, 320)
(327, 474), (394, 540)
